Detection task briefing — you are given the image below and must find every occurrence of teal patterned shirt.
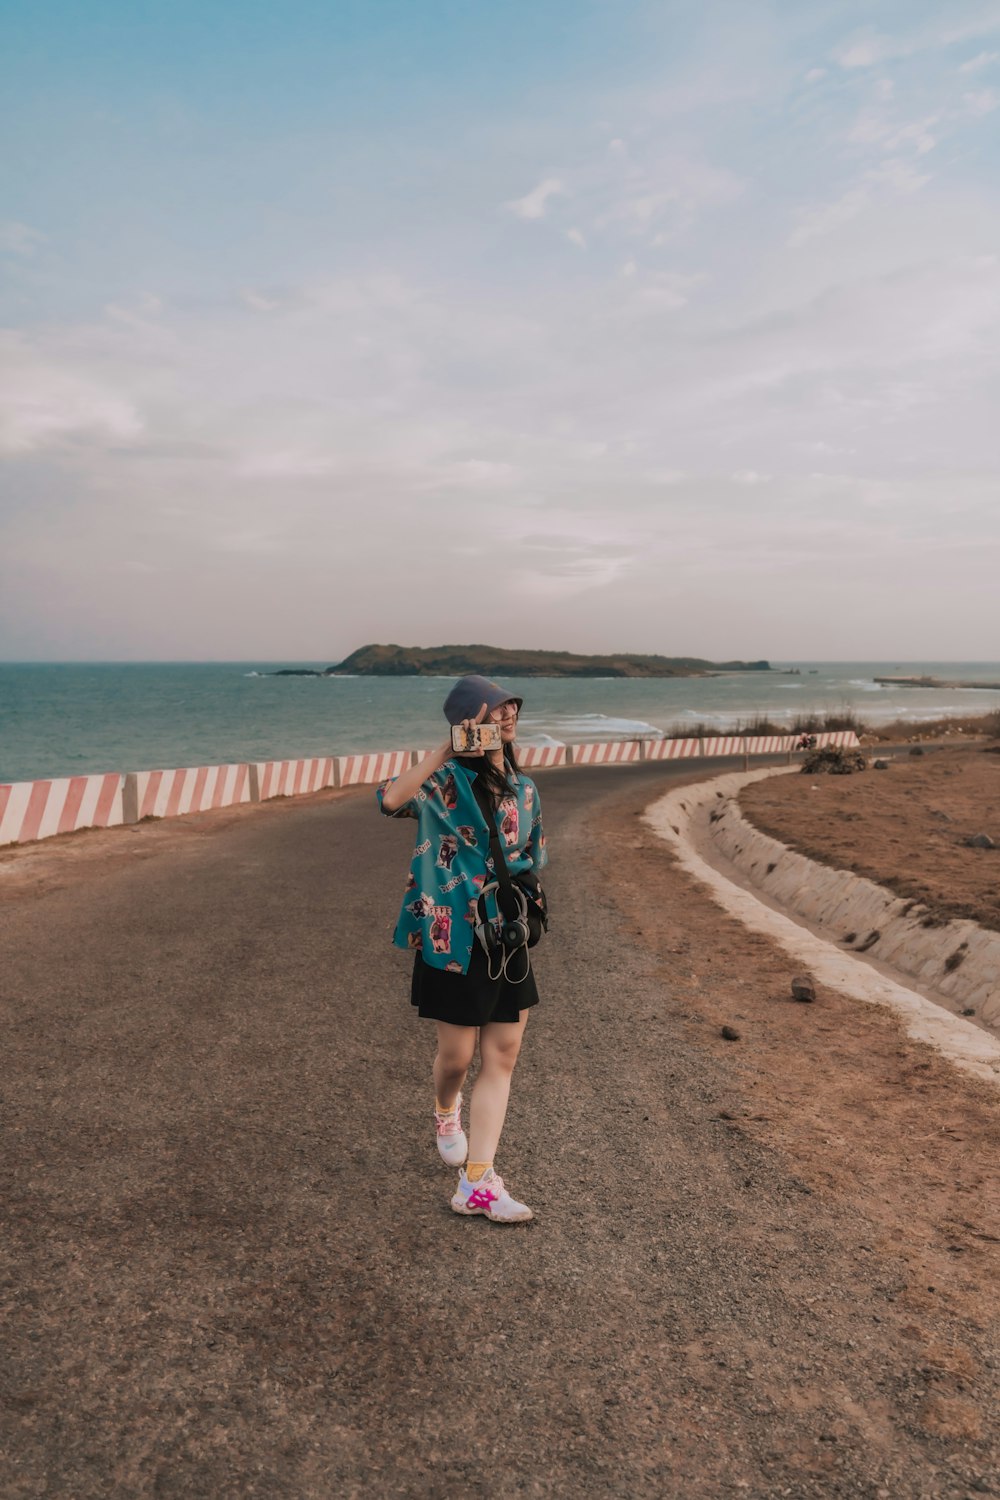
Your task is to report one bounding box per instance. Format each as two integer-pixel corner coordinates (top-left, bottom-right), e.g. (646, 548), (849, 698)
(377, 759), (547, 973)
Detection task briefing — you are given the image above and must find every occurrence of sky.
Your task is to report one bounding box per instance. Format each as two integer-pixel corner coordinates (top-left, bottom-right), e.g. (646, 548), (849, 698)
(2, 0), (999, 662)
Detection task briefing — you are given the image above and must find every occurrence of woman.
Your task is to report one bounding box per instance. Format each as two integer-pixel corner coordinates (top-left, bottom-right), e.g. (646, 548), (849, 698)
(378, 674), (547, 1224)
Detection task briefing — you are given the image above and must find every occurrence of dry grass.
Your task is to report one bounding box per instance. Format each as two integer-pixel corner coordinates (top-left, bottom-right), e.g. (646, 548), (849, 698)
(866, 709), (1000, 743)
(662, 708), (1000, 745)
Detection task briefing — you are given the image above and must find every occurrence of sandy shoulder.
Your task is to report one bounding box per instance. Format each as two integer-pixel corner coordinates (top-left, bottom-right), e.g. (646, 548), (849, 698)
(592, 770), (1000, 1445)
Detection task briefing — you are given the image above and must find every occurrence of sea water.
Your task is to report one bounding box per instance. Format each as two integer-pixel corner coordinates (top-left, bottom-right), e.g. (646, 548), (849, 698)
(1, 661), (999, 783)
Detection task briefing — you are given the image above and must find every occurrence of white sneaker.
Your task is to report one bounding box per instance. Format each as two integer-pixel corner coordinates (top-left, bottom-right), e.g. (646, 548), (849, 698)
(451, 1167), (533, 1223)
(434, 1093), (468, 1166)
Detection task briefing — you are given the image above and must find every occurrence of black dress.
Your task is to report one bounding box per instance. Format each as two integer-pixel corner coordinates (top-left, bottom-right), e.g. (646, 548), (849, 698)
(411, 940), (540, 1026)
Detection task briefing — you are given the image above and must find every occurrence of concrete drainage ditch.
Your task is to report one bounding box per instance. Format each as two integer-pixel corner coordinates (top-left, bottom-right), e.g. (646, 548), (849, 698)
(644, 766), (1000, 1088)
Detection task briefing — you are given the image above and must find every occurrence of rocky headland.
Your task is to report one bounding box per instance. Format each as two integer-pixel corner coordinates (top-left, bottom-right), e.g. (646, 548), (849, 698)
(271, 643), (771, 678)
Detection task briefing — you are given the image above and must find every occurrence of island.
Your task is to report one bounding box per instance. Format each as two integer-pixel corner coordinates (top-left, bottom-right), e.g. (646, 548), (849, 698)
(284, 644), (773, 678)
(874, 676), (1000, 691)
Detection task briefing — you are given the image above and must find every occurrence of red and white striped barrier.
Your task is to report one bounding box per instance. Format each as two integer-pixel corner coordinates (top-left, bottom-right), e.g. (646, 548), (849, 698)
(0, 773), (124, 847)
(517, 743), (568, 769)
(812, 730), (861, 748)
(256, 758), (335, 800)
(0, 727), (868, 849)
(743, 735), (796, 756)
(568, 740), (643, 766)
(644, 737), (702, 761)
(699, 736), (746, 757)
(130, 763), (252, 821)
(335, 750), (416, 787)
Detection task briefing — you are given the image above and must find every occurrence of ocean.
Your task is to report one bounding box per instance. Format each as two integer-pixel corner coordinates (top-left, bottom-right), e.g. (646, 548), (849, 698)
(2, 661), (999, 784)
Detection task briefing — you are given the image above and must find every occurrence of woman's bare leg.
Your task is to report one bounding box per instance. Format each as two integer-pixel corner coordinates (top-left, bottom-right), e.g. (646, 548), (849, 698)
(467, 1011), (529, 1163)
(433, 1022), (478, 1110)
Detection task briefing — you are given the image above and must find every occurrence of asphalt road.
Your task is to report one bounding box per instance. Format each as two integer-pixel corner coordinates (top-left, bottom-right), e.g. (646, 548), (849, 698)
(2, 761), (996, 1498)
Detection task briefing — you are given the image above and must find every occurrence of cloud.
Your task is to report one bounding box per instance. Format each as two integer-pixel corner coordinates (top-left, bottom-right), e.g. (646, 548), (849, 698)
(505, 177), (567, 220)
(6, 3), (1000, 658)
(962, 87), (999, 113)
(0, 221), (47, 257)
(833, 10), (1000, 69)
(958, 49), (999, 70)
(0, 334), (143, 455)
(788, 159), (930, 247)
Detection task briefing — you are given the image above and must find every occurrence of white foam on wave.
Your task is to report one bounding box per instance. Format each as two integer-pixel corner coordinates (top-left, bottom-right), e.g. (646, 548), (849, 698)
(523, 713), (665, 739)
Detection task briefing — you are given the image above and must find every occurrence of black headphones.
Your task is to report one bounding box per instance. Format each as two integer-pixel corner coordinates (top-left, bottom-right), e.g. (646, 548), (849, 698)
(475, 881), (529, 958)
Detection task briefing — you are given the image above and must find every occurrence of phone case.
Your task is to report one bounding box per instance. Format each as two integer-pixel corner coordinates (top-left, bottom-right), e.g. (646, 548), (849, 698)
(451, 722), (503, 753)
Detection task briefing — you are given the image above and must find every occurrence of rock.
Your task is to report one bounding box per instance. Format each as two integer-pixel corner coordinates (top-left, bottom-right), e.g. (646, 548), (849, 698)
(962, 1008), (976, 1017)
(909, 746), (925, 756)
(791, 976), (816, 1002)
(720, 1025), (741, 1041)
(963, 833), (996, 849)
(873, 759), (890, 770)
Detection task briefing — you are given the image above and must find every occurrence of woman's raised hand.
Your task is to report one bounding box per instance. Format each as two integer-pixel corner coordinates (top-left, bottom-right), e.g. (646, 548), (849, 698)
(457, 701), (489, 757)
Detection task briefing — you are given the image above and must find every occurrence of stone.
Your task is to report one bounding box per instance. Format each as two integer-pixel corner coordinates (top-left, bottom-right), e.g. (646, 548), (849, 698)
(791, 976), (816, 1002)
(909, 745), (925, 755)
(963, 832), (996, 849)
(873, 759), (890, 770)
(721, 1025), (741, 1041)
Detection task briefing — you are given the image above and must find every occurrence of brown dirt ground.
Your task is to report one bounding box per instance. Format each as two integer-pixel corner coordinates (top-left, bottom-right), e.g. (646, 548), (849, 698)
(4, 763), (1000, 1495)
(738, 745), (1000, 932)
(594, 776), (1000, 1475)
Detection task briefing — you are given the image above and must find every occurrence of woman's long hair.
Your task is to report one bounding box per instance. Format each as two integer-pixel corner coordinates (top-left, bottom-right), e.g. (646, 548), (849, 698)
(456, 742), (520, 807)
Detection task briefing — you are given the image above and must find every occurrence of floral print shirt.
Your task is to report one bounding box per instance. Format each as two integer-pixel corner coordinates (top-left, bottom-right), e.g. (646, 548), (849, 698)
(377, 759), (547, 973)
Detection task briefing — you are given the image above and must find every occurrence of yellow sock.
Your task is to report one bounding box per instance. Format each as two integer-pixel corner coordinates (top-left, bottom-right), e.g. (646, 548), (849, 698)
(435, 1097), (457, 1115)
(466, 1161), (492, 1182)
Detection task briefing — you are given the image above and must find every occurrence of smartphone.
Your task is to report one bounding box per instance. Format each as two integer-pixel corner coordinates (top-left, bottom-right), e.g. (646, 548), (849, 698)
(451, 722), (503, 753)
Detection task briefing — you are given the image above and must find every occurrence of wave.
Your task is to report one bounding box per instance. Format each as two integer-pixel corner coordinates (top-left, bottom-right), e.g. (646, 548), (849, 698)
(527, 713), (665, 738)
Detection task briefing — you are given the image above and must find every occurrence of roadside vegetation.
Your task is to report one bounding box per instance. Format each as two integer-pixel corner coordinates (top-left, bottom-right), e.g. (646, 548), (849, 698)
(662, 708), (1000, 743)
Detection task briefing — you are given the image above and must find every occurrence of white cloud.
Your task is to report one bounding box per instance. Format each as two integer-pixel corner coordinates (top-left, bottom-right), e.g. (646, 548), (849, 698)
(962, 87), (999, 113)
(788, 158), (930, 248)
(6, 4), (1000, 659)
(958, 49), (999, 71)
(0, 221), (47, 257)
(505, 177), (567, 220)
(0, 334), (143, 455)
(834, 11), (1000, 69)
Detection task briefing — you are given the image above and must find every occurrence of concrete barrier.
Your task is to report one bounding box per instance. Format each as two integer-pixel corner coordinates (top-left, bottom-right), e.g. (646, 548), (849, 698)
(125, 763), (252, 822)
(0, 731), (862, 848)
(644, 737), (702, 761)
(518, 744), (569, 769)
(254, 758), (336, 800)
(335, 750), (416, 787)
(743, 735), (795, 756)
(814, 731), (861, 748)
(699, 736), (746, 757)
(0, 772), (124, 847)
(568, 740), (643, 766)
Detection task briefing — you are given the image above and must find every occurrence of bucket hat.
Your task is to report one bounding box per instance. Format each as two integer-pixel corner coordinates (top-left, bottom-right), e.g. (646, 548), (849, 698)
(443, 674), (523, 725)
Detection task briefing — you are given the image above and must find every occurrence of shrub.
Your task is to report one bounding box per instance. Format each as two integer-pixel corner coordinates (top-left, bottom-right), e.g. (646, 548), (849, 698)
(800, 745), (868, 775)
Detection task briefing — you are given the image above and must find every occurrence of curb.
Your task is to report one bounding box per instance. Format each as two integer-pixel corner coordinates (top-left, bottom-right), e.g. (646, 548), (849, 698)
(643, 767), (1000, 1088)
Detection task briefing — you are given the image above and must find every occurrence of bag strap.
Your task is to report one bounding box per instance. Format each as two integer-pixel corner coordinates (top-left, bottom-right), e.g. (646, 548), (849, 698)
(470, 772), (520, 918)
